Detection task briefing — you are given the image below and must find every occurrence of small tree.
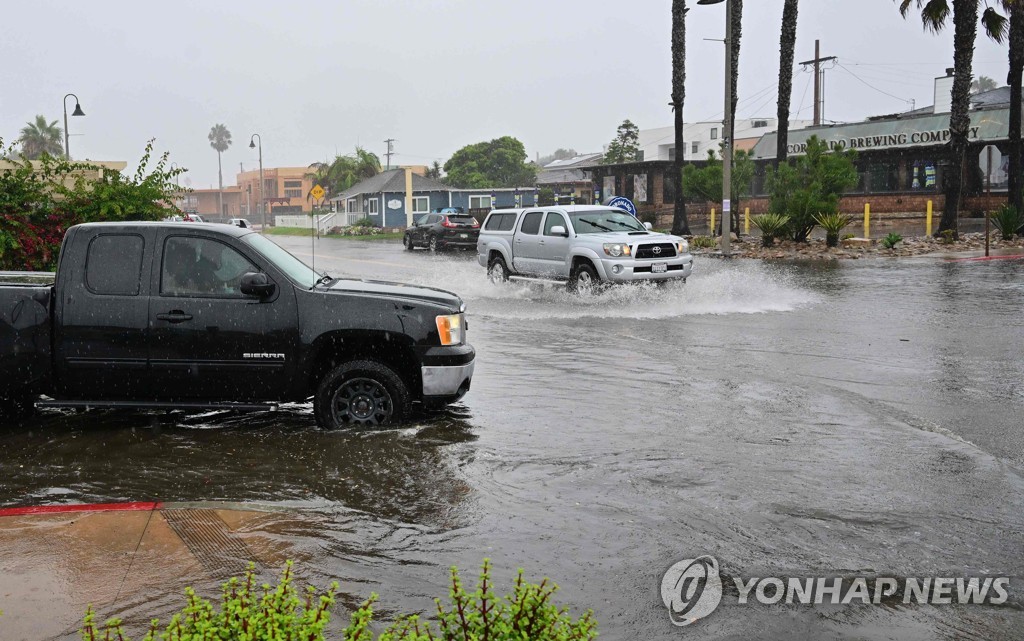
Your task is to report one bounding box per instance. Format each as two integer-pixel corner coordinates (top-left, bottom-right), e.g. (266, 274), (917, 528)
(766, 135), (858, 242)
(443, 136), (536, 188)
(681, 148), (754, 233)
(604, 119), (640, 164)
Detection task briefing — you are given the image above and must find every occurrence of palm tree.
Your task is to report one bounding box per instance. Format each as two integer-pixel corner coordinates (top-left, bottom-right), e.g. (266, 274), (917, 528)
(426, 160), (443, 180)
(970, 75), (999, 93)
(776, 0), (800, 166)
(897, 1), (1006, 237)
(352, 147), (382, 181)
(18, 115), (64, 159)
(728, 0), (744, 234)
(670, 0), (690, 236)
(1003, 0), (1022, 212)
(208, 124), (232, 217)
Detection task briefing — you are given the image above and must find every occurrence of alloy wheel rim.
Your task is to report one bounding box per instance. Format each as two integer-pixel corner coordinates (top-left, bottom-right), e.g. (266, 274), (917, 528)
(331, 377), (393, 426)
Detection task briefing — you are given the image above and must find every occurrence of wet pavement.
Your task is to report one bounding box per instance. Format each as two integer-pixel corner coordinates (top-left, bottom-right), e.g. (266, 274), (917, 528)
(2, 236), (1023, 640)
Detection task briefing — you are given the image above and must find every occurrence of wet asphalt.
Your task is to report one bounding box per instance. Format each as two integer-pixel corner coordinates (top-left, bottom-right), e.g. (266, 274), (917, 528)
(1, 235), (1023, 640)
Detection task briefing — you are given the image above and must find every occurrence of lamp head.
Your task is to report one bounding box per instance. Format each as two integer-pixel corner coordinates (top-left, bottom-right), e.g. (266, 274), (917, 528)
(71, 103), (85, 117)
(249, 140), (256, 149)
(696, 0), (725, 4)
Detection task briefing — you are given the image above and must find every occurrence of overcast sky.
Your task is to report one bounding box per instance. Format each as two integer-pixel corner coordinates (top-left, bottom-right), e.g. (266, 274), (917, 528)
(1, 0), (1011, 188)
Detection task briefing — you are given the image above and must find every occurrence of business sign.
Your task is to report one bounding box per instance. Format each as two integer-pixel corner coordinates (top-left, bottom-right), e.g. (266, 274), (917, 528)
(607, 196), (637, 217)
(786, 126), (982, 156)
(388, 199), (402, 209)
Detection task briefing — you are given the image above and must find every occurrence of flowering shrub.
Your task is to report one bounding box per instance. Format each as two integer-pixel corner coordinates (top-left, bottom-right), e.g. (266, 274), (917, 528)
(0, 138), (184, 271)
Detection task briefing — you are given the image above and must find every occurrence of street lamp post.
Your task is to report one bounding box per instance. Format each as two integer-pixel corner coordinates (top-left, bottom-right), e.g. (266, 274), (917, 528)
(62, 94), (85, 160)
(249, 134), (264, 232)
(697, 0), (731, 255)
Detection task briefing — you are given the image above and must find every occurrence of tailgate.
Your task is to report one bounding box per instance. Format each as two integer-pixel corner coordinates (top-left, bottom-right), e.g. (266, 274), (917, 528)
(0, 284), (53, 391)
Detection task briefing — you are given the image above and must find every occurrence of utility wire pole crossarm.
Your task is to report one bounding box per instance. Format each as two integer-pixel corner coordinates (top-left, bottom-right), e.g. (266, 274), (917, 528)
(384, 139), (396, 170)
(799, 40), (837, 126)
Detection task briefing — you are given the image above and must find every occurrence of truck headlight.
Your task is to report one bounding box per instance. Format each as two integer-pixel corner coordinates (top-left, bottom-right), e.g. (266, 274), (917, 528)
(677, 240), (688, 254)
(436, 313), (464, 346)
(603, 243), (631, 257)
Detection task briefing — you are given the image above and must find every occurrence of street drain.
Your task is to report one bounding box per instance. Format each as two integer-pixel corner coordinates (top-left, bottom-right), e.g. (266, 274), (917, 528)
(162, 508), (257, 578)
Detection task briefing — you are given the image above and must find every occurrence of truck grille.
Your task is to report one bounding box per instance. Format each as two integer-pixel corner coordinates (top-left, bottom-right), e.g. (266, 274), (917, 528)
(635, 243), (677, 259)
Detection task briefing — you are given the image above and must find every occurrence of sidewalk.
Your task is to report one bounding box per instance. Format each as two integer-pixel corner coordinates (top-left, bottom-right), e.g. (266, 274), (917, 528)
(0, 502), (300, 641)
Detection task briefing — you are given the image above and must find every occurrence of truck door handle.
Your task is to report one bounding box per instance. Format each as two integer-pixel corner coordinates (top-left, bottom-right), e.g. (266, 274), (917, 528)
(157, 311), (193, 323)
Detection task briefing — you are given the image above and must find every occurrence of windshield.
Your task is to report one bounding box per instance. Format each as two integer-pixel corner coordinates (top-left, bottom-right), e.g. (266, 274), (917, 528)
(569, 209), (647, 234)
(242, 233), (319, 288)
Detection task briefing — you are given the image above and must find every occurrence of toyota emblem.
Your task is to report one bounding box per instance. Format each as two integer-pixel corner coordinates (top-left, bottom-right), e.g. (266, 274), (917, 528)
(652, 246), (662, 255)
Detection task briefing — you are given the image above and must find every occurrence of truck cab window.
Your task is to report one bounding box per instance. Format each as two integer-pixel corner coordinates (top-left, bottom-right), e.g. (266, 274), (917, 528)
(86, 234), (144, 296)
(161, 237), (255, 298)
(544, 213), (568, 236)
(520, 212), (543, 235)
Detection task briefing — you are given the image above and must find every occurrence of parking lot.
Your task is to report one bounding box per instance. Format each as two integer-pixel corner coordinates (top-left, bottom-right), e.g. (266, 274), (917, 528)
(2, 236), (1023, 639)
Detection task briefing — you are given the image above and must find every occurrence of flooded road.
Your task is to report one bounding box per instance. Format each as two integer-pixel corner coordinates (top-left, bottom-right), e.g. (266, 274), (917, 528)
(2, 236), (1023, 640)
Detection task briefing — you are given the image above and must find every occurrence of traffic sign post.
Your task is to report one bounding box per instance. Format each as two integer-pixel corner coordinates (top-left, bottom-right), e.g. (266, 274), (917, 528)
(607, 196), (637, 217)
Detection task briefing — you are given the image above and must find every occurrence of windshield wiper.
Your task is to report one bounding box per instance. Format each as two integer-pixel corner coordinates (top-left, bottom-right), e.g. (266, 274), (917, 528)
(314, 272), (335, 288)
(578, 218), (613, 232)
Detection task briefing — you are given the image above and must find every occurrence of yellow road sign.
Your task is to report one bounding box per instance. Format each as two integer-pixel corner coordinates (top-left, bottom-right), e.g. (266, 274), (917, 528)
(310, 184), (325, 201)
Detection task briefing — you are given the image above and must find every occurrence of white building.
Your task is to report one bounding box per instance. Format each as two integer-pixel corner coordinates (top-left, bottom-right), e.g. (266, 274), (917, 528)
(637, 117), (813, 162)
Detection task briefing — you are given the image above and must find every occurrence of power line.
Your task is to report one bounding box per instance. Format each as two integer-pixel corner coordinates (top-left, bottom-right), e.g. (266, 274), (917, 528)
(836, 63), (914, 107)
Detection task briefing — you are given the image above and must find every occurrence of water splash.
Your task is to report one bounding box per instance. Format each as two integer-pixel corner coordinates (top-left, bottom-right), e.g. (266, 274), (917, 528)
(405, 256), (820, 320)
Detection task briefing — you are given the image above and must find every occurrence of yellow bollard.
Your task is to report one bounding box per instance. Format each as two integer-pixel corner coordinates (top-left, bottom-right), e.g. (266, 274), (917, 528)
(710, 208), (716, 235)
(744, 207), (750, 235)
(864, 203), (871, 239)
(926, 200), (933, 236)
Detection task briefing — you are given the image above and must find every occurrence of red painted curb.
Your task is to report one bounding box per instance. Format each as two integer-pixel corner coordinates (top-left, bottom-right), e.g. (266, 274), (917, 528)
(0, 501), (163, 517)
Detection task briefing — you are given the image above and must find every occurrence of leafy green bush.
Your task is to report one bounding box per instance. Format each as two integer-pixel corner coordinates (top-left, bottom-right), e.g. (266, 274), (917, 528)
(881, 232), (903, 250)
(0, 138), (183, 271)
(751, 213), (791, 247)
(689, 235), (717, 249)
(813, 212), (854, 247)
(990, 204), (1023, 241)
(765, 136), (859, 242)
(841, 233), (856, 241)
(941, 229), (956, 244)
(79, 560), (597, 641)
(352, 216), (375, 228)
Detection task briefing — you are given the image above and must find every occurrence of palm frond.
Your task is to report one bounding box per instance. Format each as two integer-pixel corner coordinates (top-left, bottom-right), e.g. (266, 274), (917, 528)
(921, 0), (951, 32)
(982, 6), (1009, 41)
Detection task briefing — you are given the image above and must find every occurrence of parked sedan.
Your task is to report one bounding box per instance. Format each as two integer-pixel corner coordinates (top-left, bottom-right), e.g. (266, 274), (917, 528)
(404, 211), (481, 252)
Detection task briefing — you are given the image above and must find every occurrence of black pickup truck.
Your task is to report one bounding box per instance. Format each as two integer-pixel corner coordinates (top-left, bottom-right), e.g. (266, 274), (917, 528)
(0, 222), (475, 428)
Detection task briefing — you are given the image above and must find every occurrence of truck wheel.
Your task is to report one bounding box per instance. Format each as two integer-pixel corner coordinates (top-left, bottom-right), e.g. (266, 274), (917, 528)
(429, 235), (439, 252)
(569, 262), (599, 294)
(403, 234), (415, 251)
(487, 256), (509, 283)
(314, 360), (410, 429)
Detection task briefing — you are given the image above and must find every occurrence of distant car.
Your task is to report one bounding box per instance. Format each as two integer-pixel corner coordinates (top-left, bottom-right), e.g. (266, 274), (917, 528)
(229, 218), (252, 228)
(404, 211), (480, 252)
(163, 215), (184, 222)
(431, 206), (466, 215)
(183, 213), (205, 223)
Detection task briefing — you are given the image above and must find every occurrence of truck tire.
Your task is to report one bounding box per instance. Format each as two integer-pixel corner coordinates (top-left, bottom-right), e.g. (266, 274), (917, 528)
(314, 360), (410, 429)
(487, 255), (509, 283)
(568, 261), (599, 294)
(403, 234), (415, 251)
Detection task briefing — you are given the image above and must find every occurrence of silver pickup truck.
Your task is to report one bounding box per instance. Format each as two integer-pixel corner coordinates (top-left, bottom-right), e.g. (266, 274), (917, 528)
(476, 205), (694, 290)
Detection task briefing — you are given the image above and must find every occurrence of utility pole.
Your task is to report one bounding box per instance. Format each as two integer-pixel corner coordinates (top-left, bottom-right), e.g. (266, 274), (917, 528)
(799, 40), (837, 126)
(384, 138), (395, 170)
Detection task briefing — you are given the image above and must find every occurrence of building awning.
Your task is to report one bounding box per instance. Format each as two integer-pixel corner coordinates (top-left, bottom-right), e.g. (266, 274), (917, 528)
(752, 108), (1010, 160)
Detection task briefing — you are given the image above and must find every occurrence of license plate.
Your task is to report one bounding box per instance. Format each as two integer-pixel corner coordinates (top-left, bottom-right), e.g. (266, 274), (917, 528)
(652, 262), (667, 273)
(459, 233), (468, 239)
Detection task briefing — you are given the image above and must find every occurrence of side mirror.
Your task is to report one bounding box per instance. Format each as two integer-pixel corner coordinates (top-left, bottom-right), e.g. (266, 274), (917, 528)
(240, 272), (276, 298)
(549, 225), (568, 237)
(644, 222), (653, 231)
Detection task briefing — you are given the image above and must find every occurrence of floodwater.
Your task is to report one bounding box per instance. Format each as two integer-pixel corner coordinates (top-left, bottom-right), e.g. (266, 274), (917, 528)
(2, 236), (1023, 640)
